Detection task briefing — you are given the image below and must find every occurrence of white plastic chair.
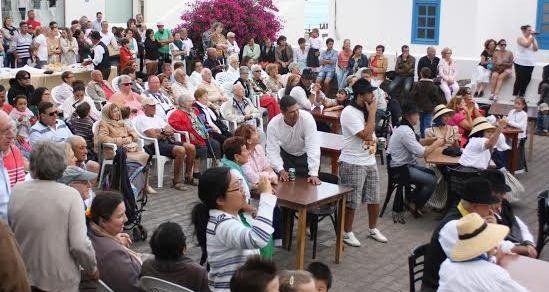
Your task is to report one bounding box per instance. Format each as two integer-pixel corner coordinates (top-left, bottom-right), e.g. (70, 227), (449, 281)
(140, 276), (193, 292)
(84, 86), (104, 111)
(215, 71), (230, 85)
(131, 119), (183, 188)
(277, 88), (285, 100)
(97, 280), (114, 292)
(50, 85), (63, 107)
(93, 120), (118, 187)
(111, 76), (121, 92)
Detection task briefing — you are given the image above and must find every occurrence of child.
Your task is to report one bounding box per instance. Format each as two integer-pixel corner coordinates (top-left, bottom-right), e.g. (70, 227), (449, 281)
(306, 262), (333, 292)
(306, 28), (322, 72)
(119, 38), (134, 72)
(69, 102), (96, 161)
(9, 95), (35, 158)
(324, 89), (350, 113)
(506, 97), (528, 172)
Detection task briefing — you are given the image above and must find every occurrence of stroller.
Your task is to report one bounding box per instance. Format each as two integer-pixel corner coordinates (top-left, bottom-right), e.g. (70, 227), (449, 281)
(101, 147), (149, 241)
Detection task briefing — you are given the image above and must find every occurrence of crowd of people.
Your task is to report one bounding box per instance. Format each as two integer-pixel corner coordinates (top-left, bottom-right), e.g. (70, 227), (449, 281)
(0, 9), (547, 292)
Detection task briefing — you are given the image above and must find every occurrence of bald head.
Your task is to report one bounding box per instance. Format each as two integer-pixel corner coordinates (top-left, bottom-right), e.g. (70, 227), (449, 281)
(201, 68), (212, 82)
(148, 75), (160, 91)
(0, 110), (15, 152)
(174, 69), (187, 83)
(232, 83), (245, 99)
(67, 135), (88, 162)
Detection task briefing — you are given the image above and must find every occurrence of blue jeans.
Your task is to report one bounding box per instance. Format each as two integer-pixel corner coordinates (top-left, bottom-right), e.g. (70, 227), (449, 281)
(388, 76), (414, 97)
(419, 112), (433, 138)
(407, 165), (437, 209)
(537, 111), (549, 133)
(336, 67), (348, 89)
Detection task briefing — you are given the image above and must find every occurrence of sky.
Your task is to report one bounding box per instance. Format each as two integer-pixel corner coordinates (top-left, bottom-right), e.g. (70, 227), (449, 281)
(304, 0), (329, 29)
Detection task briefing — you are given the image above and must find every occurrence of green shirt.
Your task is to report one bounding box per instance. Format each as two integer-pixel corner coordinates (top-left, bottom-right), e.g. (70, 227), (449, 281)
(154, 28), (171, 54)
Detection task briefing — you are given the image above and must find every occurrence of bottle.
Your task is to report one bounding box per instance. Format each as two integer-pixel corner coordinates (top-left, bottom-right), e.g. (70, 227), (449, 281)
(288, 168), (296, 181)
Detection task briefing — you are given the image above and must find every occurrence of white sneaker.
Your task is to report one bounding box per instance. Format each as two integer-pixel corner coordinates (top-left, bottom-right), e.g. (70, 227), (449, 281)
(343, 232), (361, 247)
(369, 228), (388, 243)
(274, 239), (283, 247)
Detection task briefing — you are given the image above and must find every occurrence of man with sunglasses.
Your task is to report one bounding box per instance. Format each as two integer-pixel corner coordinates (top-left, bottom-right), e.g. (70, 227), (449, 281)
(29, 101), (73, 146)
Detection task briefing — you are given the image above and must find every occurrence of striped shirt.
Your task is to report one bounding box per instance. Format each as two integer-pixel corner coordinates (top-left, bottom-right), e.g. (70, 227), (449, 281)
(206, 192), (277, 291)
(3, 146), (25, 188)
(29, 120), (73, 146)
(68, 113), (95, 148)
(14, 32), (32, 59)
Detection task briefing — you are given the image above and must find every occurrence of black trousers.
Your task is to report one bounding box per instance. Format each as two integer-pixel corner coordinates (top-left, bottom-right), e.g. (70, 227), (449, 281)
(280, 148), (309, 177)
(513, 63), (534, 96)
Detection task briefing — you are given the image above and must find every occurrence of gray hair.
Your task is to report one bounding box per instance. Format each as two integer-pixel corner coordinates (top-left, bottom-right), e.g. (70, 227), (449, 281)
(66, 135), (86, 147)
(227, 31), (236, 38)
(201, 68), (212, 77)
(232, 82), (244, 92)
(239, 66), (249, 75)
(175, 93), (195, 105)
(288, 62), (299, 73)
(30, 141), (67, 180)
(118, 75), (132, 85)
(250, 64), (262, 73)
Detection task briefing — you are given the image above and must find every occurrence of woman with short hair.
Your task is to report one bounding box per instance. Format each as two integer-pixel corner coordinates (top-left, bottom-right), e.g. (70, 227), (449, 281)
(275, 35), (293, 74)
(88, 191), (141, 292)
(59, 27), (79, 65)
(265, 63), (284, 93)
(490, 39), (514, 101)
(9, 142), (98, 291)
(473, 39), (496, 98)
(369, 45), (388, 80)
(438, 47), (459, 102)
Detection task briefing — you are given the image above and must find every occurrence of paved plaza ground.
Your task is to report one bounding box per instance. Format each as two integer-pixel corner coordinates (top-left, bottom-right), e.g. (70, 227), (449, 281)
(134, 135), (549, 292)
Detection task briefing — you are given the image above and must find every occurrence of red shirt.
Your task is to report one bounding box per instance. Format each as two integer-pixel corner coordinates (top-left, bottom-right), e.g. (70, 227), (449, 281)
(3, 146), (25, 188)
(119, 47), (134, 73)
(26, 19), (41, 31)
(168, 109), (207, 146)
(2, 103), (12, 114)
(100, 82), (114, 99)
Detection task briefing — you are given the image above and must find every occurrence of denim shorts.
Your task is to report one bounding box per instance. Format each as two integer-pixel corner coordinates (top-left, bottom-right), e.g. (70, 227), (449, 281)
(318, 69), (335, 80)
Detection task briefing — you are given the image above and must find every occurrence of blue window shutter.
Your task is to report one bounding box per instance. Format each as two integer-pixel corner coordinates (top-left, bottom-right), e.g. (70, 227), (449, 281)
(411, 0), (441, 45)
(537, 0), (549, 49)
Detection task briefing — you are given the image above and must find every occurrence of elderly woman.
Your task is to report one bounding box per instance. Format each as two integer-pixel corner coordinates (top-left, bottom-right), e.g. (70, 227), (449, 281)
(234, 124), (278, 186)
(96, 103), (149, 166)
(109, 75), (144, 117)
(221, 83), (261, 128)
(250, 64), (280, 120)
(197, 68), (228, 107)
(275, 35), (293, 74)
(226, 31), (240, 58)
(210, 22), (228, 58)
(265, 63), (285, 93)
(172, 68), (196, 98)
(9, 142), (98, 291)
(158, 73), (175, 101)
(490, 39), (514, 101)
(225, 54), (241, 83)
(234, 66), (254, 99)
(141, 222), (209, 292)
(438, 47), (459, 102)
(88, 191), (142, 292)
(369, 45), (388, 80)
(169, 94), (221, 176)
(425, 104), (460, 148)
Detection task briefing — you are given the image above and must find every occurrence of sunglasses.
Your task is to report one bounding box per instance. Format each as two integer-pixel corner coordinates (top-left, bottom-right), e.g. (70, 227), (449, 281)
(499, 43), (507, 46)
(20, 76), (30, 80)
(46, 111), (58, 116)
(121, 82), (132, 86)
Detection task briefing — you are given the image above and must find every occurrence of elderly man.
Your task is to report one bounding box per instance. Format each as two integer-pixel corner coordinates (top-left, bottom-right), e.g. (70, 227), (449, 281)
(83, 31), (110, 80)
(29, 102), (73, 146)
(197, 68), (228, 108)
(142, 75), (175, 121)
(0, 111), (15, 220)
(172, 68), (195, 98)
(233, 66), (254, 100)
(203, 48), (225, 77)
(417, 46), (439, 79)
(225, 54), (241, 83)
(67, 135), (100, 174)
(86, 70), (114, 102)
(266, 95), (321, 185)
(134, 97), (197, 189)
(53, 71), (76, 106)
(221, 83), (261, 127)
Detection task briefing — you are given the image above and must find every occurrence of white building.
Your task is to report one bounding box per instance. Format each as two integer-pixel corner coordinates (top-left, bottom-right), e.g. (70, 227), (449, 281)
(327, 0), (549, 104)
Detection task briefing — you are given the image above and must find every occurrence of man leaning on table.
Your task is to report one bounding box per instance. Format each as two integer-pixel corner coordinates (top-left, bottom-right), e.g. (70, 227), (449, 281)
(266, 95), (321, 185)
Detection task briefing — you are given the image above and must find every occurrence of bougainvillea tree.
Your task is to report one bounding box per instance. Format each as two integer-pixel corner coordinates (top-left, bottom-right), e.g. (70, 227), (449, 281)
(175, 0), (282, 53)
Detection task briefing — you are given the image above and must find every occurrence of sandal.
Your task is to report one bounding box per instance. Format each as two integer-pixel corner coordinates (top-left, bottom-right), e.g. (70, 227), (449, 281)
(185, 177), (198, 186)
(172, 182), (188, 191)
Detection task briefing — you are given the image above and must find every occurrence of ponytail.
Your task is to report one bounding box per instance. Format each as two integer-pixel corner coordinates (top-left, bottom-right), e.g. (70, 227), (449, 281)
(192, 202), (210, 265)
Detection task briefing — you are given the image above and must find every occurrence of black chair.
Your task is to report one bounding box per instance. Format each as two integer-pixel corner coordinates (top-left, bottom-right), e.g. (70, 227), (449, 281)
(380, 154), (413, 224)
(408, 243), (429, 292)
(536, 190), (549, 257)
(286, 172), (339, 259)
(446, 166), (482, 212)
(375, 111), (392, 165)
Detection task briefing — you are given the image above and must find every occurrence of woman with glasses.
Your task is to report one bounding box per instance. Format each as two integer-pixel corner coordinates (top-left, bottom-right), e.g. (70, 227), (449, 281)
(191, 167), (276, 291)
(109, 75), (143, 117)
(489, 39), (514, 101)
(250, 64), (280, 120)
(7, 70), (34, 105)
(438, 47), (459, 102)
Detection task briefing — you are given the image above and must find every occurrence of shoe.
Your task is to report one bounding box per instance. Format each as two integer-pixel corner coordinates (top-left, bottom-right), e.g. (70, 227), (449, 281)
(172, 182), (188, 191)
(473, 91), (479, 97)
(193, 172), (201, 179)
(184, 177), (198, 186)
(274, 239), (283, 247)
(146, 185), (158, 194)
(369, 228), (388, 243)
(343, 232), (361, 247)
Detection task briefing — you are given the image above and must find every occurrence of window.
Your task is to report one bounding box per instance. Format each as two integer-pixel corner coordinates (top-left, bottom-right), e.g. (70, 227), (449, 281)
(537, 0), (549, 49)
(411, 0), (441, 45)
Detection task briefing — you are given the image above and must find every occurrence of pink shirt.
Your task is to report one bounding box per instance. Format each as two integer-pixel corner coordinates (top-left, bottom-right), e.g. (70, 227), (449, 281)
(338, 50), (352, 69)
(448, 111), (467, 147)
(110, 91), (143, 117)
(241, 145), (277, 185)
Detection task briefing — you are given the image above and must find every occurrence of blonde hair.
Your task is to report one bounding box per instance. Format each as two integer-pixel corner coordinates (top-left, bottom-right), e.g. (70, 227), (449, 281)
(194, 87), (208, 100)
(266, 63), (279, 76)
(279, 270), (314, 292)
(447, 95), (464, 111)
(441, 47), (452, 56)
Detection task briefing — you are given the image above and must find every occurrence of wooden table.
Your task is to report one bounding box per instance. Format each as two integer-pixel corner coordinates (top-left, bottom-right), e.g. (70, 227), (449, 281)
(500, 254), (549, 292)
(311, 108), (342, 133)
(318, 132), (343, 175)
(489, 102), (537, 162)
(275, 178), (352, 269)
(502, 126), (523, 174)
(425, 147), (460, 166)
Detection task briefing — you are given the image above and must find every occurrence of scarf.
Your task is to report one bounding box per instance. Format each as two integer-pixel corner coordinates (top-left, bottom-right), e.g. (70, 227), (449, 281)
(195, 101), (217, 122)
(183, 108), (208, 139)
(89, 222), (143, 265)
(173, 39), (184, 51)
(100, 103), (127, 128)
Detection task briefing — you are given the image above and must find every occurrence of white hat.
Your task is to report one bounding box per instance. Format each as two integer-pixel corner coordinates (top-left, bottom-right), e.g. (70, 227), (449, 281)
(432, 104), (454, 120)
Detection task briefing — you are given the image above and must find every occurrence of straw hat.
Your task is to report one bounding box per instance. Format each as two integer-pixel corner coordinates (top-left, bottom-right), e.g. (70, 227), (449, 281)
(450, 213), (509, 262)
(432, 104), (454, 120)
(468, 117), (495, 137)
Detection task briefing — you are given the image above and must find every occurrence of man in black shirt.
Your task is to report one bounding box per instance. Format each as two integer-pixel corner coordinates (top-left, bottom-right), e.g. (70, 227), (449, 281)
(417, 47), (440, 79)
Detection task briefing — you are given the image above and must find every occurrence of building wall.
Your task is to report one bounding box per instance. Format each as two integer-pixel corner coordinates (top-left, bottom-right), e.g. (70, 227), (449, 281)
(329, 0), (548, 103)
(65, 0), (105, 24)
(275, 0), (305, 44)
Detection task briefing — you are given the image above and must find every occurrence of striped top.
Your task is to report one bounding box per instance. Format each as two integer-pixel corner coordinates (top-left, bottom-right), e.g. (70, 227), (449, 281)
(3, 146), (25, 188)
(14, 33), (32, 59)
(206, 192), (277, 292)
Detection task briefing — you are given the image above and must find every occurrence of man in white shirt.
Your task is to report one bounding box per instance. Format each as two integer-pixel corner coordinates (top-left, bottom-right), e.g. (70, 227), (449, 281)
(266, 95), (321, 185)
(82, 31), (110, 80)
(99, 21), (118, 51)
(91, 12), (103, 32)
(141, 75), (175, 121)
(180, 28), (194, 75)
(134, 97), (194, 190)
(33, 27), (48, 68)
(189, 60), (204, 88)
(172, 68), (195, 98)
(29, 101), (73, 146)
(52, 71), (75, 107)
(339, 79), (387, 247)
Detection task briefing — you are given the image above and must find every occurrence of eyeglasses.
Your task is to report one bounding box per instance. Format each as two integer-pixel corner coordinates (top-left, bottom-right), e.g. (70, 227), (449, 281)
(499, 43), (507, 46)
(253, 70), (261, 73)
(46, 111), (58, 116)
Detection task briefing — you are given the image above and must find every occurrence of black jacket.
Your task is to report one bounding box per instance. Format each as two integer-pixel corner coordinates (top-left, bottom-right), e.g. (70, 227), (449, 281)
(422, 207), (463, 290)
(7, 78), (35, 105)
(417, 55), (440, 79)
(410, 79), (445, 112)
(260, 44), (276, 63)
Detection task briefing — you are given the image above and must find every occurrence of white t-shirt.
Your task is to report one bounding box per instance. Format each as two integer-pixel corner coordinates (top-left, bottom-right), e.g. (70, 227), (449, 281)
(133, 115), (167, 136)
(506, 109), (528, 139)
(34, 34), (48, 62)
(339, 106), (376, 166)
(458, 136), (509, 169)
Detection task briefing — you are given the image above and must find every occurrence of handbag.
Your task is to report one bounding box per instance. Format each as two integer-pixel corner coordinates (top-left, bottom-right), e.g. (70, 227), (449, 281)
(107, 43), (119, 57)
(442, 146), (462, 157)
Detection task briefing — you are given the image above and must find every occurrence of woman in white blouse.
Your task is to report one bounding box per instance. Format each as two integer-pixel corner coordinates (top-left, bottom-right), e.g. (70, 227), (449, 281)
(59, 27), (78, 65)
(438, 47), (459, 103)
